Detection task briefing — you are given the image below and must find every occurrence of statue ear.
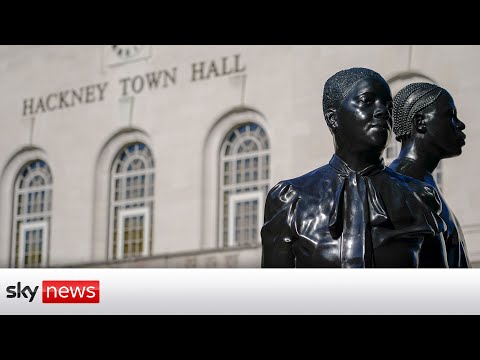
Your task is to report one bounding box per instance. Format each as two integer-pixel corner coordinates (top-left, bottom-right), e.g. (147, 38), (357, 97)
(325, 109), (339, 133)
(413, 113), (427, 134)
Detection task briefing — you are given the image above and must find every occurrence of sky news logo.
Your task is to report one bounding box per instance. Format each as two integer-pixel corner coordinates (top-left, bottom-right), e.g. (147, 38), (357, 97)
(5, 281), (100, 303)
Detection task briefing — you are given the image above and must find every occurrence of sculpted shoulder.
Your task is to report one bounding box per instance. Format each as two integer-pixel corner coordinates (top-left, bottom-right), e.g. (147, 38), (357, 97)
(264, 163), (341, 232)
(382, 167), (442, 215)
(270, 164), (338, 198)
(389, 158), (427, 184)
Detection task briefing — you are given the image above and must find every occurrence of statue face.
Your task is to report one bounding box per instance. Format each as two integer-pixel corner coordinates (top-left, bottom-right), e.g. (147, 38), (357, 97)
(336, 76), (393, 152)
(422, 92), (466, 158)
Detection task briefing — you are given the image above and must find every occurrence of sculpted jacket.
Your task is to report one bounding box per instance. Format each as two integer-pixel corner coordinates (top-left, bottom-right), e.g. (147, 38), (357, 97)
(261, 154), (447, 268)
(390, 157), (470, 268)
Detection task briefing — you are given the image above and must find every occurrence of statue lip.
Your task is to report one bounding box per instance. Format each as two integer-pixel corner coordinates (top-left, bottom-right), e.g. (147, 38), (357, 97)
(369, 122), (389, 130)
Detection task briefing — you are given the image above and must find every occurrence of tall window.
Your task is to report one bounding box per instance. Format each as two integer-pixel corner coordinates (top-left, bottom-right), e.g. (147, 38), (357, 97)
(219, 122), (270, 248)
(110, 143), (154, 260)
(12, 160), (52, 268)
(385, 140), (443, 191)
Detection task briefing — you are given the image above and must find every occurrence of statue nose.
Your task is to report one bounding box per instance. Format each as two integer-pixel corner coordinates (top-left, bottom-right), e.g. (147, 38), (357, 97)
(374, 107), (389, 120)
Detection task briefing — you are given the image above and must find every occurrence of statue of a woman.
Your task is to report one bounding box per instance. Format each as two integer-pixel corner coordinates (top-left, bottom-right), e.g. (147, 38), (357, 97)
(389, 82), (470, 267)
(261, 68), (447, 268)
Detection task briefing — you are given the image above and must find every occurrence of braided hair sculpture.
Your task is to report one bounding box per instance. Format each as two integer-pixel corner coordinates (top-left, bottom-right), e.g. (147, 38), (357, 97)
(392, 82), (445, 141)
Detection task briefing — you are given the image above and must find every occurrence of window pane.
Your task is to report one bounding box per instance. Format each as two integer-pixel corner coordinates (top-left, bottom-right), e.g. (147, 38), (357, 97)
(219, 123), (270, 248)
(111, 143), (154, 260)
(13, 160), (52, 268)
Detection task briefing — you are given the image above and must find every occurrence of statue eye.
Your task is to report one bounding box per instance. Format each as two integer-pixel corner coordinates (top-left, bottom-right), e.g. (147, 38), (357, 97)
(358, 96), (373, 104)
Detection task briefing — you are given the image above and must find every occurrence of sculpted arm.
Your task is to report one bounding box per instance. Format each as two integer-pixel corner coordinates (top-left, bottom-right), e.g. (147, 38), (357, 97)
(261, 182), (299, 268)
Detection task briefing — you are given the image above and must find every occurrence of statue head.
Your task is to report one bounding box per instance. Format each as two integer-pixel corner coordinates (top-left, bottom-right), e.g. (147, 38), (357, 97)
(323, 67), (393, 153)
(392, 82), (466, 158)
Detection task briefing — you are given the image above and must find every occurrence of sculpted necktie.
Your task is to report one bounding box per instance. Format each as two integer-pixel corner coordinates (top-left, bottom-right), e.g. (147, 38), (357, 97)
(328, 155), (388, 268)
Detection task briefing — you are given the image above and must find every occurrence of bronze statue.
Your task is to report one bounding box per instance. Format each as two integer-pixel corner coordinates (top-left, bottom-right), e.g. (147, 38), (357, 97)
(261, 68), (447, 268)
(389, 82), (470, 268)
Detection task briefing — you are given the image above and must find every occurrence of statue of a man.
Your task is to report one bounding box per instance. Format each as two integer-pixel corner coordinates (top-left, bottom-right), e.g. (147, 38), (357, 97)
(261, 68), (447, 268)
(389, 82), (470, 268)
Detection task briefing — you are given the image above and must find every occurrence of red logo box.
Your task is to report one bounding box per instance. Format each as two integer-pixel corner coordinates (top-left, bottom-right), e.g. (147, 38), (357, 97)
(42, 281), (100, 303)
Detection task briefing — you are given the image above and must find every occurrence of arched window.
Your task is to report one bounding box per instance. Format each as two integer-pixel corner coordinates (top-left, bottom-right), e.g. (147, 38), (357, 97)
(109, 142), (154, 260)
(219, 122), (270, 247)
(12, 160), (52, 268)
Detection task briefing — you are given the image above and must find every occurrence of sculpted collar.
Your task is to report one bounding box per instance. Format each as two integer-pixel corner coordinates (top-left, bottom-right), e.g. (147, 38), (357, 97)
(328, 154), (388, 267)
(328, 153), (385, 177)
